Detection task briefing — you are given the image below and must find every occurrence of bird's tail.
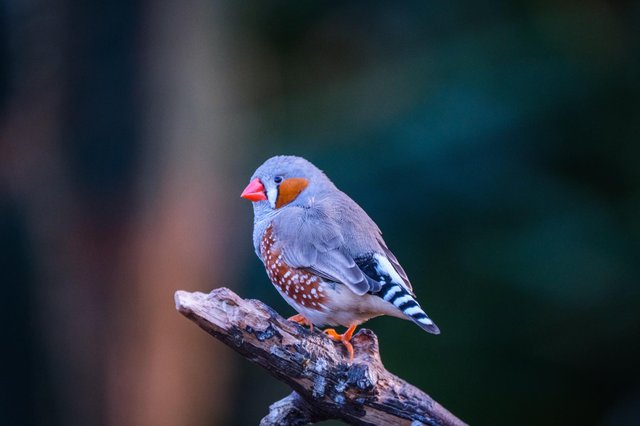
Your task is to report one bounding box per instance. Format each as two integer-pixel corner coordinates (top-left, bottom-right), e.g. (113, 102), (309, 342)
(377, 282), (440, 334)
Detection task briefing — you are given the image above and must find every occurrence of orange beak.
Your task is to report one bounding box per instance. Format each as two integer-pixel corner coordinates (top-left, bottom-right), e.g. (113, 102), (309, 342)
(241, 178), (267, 202)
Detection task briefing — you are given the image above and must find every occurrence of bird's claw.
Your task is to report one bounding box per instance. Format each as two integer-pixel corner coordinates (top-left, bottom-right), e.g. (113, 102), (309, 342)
(288, 314), (314, 332)
(323, 325), (356, 361)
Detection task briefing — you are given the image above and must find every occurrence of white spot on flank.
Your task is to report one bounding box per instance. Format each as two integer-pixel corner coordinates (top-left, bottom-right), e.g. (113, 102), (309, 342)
(393, 294), (413, 307)
(284, 271), (291, 278)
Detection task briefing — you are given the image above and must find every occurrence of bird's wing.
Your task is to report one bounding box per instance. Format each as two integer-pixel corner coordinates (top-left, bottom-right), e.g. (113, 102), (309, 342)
(273, 207), (371, 296)
(337, 195), (415, 296)
(375, 235), (414, 295)
(353, 244), (415, 298)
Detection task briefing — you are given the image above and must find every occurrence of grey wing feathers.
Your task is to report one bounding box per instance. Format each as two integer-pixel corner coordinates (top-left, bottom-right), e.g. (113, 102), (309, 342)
(274, 207), (371, 295)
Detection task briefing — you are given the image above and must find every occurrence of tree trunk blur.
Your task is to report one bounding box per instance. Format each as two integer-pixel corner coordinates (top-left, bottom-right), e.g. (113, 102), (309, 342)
(1, 0), (244, 425)
(106, 1), (242, 425)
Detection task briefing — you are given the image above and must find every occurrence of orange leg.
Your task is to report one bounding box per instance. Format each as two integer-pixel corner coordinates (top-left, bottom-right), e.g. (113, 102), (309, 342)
(323, 324), (357, 361)
(288, 314), (314, 332)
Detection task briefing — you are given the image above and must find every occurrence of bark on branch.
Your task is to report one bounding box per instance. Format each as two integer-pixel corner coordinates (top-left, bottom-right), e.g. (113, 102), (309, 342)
(175, 288), (467, 426)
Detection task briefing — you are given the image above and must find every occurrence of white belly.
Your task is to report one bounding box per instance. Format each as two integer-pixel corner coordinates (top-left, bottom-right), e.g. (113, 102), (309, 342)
(273, 279), (404, 328)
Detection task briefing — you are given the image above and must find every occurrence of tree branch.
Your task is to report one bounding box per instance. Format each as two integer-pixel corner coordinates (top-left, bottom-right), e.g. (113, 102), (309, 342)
(175, 288), (467, 426)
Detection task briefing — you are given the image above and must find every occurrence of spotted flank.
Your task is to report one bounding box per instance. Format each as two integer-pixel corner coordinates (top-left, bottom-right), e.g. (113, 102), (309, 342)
(260, 226), (327, 311)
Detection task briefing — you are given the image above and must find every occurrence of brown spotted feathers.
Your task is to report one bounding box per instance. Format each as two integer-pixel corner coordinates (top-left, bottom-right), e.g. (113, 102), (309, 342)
(260, 226), (326, 310)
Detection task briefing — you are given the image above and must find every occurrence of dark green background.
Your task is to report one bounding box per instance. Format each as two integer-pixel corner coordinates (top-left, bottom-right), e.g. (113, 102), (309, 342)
(2, 1), (639, 425)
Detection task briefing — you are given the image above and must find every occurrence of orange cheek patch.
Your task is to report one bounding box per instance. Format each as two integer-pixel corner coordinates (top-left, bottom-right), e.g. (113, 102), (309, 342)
(276, 177), (309, 208)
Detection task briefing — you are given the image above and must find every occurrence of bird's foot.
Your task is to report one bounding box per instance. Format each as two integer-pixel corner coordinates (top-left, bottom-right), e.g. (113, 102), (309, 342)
(323, 324), (357, 361)
(287, 314), (314, 332)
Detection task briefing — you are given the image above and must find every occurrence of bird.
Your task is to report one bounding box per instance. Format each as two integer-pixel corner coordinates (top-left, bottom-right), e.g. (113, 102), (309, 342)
(241, 155), (439, 361)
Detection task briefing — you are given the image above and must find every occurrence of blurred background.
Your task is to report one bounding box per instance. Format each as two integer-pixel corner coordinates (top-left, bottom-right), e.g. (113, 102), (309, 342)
(1, 1), (639, 425)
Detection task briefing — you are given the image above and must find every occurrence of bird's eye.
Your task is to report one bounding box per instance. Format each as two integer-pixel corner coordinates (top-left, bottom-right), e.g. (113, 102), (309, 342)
(273, 176), (283, 184)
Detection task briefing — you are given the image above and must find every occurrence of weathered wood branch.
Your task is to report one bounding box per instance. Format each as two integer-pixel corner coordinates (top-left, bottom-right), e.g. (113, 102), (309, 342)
(175, 288), (467, 426)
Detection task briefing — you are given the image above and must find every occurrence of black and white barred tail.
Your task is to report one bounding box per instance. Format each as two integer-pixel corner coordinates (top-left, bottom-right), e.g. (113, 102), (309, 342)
(377, 281), (440, 334)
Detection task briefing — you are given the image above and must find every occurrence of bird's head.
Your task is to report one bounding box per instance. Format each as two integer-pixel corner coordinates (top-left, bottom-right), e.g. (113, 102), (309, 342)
(241, 155), (333, 219)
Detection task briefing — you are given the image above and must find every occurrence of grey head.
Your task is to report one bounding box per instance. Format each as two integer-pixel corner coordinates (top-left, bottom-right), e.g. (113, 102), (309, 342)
(242, 155), (336, 223)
